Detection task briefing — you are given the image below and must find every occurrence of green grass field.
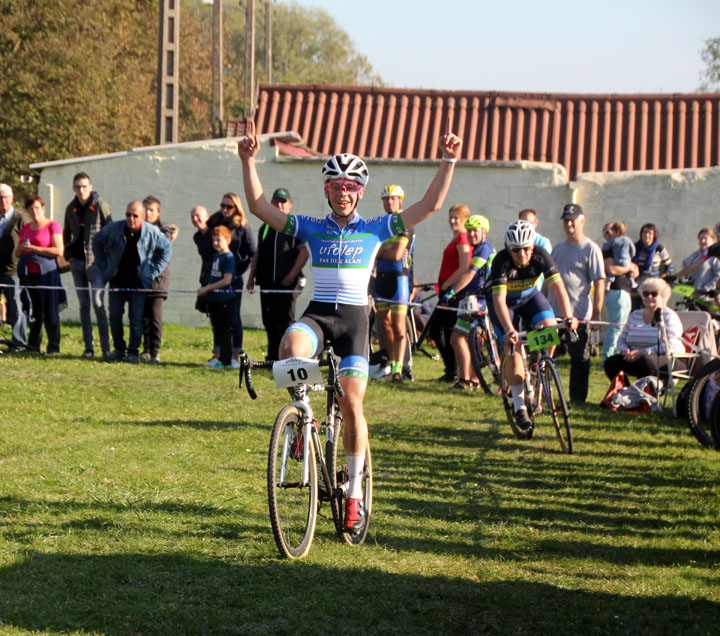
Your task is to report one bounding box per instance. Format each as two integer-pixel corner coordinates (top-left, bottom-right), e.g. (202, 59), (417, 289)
(0, 323), (719, 635)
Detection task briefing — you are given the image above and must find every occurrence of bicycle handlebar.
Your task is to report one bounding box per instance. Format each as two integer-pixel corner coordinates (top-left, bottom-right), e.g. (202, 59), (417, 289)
(237, 347), (345, 399)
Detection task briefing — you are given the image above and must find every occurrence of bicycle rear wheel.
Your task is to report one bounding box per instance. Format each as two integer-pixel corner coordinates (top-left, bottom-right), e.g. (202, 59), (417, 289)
(267, 406), (318, 559)
(329, 418), (373, 545)
(686, 358), (720, 449)
(469, 323), (501, 395)
(500, 355), (534, 440)
(541, 361), (573, 454)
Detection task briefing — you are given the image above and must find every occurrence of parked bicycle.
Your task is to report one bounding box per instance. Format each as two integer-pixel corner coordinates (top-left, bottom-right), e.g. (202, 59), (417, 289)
(238, 345), (372, 559)
(500, 321), (576, 453)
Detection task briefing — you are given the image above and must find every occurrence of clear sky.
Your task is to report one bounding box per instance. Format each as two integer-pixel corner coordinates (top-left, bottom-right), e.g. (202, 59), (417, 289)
(291, 0), (720, 94)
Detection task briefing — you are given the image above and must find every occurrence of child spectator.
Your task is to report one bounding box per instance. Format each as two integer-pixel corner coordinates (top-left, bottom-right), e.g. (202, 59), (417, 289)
(197, 226), (236, 369)
(604, 221), (636, 289)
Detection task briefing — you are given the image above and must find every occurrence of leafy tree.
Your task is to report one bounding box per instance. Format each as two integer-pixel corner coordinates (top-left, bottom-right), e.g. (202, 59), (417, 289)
(0, 0), (157, 192)
(699, 36), (720, 92)
(0, 0), (381, 186)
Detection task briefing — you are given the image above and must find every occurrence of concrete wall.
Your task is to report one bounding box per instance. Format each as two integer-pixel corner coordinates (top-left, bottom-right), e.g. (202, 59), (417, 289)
(31, 135), (720, 329)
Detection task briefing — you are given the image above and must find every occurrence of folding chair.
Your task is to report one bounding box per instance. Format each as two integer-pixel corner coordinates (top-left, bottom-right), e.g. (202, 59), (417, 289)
(662, 310), (718, 413)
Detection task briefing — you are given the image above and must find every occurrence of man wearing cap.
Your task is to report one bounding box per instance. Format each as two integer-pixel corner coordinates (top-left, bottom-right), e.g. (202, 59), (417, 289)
(246, 188), (308, 360)
(549, 203), (605, 402)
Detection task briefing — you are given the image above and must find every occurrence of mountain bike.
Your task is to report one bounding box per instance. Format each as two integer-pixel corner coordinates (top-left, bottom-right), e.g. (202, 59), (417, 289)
(238, 346), (372, 559)
(499, 321), (576, 453)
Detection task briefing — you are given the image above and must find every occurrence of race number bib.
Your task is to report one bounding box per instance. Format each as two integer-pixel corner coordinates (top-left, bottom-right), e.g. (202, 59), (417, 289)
(527, 326), (560, 352)
(273, 357), (323, 388)
(673, 284), (695, 297)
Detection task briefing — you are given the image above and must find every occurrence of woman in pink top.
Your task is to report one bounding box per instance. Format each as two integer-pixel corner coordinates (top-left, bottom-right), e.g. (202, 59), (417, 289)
(430, 203), (472, 381)
(16, 196), (65, 353)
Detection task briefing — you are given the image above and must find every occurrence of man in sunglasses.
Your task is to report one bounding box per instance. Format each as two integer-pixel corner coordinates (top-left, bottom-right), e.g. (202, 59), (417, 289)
(489, 219), (578, 430)
(239, 122), (462, 535)
(92, 201), (172, 364)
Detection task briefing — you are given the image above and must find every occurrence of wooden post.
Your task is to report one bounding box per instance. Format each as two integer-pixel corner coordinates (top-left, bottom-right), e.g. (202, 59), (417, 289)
(211, 0), (224, 137)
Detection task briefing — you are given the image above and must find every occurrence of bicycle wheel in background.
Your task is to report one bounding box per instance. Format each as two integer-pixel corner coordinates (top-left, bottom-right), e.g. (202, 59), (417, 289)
(686, 358), (720, 449)
(329, 418), (373, 545)
(267, 406), (319, 559)
(500, 355), (534, 440)
(541, 361), (573, 454)
(708, 389), (720, 449)
(469, 323), (501, 395)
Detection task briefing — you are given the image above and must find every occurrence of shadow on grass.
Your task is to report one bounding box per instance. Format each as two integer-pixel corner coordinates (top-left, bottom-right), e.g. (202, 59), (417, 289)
(0, 552), (716, 635)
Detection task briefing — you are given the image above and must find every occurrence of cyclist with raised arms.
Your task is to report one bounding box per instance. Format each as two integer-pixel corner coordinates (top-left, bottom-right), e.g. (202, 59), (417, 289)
(238, 120), (462, 533)
(489, 219), (578, 430)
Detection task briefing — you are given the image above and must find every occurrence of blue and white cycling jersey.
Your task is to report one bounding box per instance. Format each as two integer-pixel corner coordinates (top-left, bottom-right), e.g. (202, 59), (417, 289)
(282, 211), (405, 305)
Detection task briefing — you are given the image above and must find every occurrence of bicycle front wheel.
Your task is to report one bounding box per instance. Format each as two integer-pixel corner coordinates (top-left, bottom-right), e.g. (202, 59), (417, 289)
(329, 418), (373, 545)
(268, 406), (318, 559)
(541, 361), (573, 454)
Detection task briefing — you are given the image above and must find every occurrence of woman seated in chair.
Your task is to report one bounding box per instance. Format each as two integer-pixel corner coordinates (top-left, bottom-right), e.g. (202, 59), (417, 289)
(604, 277), (685, 380)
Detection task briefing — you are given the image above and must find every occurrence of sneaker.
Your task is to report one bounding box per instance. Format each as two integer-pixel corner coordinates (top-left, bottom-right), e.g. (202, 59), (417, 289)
(344, 497), (365, 535)
(437, 372), (456, 383)
(451, 379), (472, 391)
(231, 358), (241, 370)
(105, 351), (126, 363)
(81, 350), (94, 360)
(139, 352), (152, 362)
(402, 370), (414, 382)
(513, 407), (533, 431)
(125, 354), (139, 364)
(150, 353), (161, 364)
(207, 358), (224, 369)
(369, 363), (391, 380)
(391, 372), (403, 383)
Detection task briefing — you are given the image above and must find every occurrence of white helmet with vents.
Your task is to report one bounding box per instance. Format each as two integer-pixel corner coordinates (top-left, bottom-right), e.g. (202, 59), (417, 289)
(505, 219), (536, 249)
(321, 153), (369, 187)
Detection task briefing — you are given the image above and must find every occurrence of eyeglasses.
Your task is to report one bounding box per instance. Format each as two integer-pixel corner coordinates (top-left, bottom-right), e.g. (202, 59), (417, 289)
(510, 246), (532, 254)
(126, 213), (142, 219)
(272, 198), (288, 204)
(642, 290), (659, 298)
(325, 181), (363, 194)
(220, 203), (234, 210)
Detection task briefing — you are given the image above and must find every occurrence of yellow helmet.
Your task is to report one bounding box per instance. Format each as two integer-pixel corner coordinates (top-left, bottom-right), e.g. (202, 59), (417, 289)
(380, 184), (405, 199)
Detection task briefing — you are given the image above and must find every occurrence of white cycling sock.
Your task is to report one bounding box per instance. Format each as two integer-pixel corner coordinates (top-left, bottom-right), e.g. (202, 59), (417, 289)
(347, 454), (364, 500)
(510, 384), (525, 412)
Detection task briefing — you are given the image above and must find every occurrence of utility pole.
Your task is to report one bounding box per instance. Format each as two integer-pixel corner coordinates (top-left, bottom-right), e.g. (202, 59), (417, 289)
(265, 0), (272, 84)
(244, 0), (255, 117)
(211, 0), (224, 137)
(155, 0), (180, 145)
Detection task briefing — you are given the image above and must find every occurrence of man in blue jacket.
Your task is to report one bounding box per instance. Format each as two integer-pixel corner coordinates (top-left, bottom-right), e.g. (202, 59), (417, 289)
(92, 200), (171, 363)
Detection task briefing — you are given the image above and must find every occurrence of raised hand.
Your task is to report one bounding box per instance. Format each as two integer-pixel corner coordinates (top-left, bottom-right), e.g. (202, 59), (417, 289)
(237, 118), (259, 160)
(439, 116), (462, 159)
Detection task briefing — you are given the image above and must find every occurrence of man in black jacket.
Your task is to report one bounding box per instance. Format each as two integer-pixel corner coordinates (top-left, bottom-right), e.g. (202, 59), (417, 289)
(246, 188), (308, 360)
(0, 183), (27, 348)
(63, 172), (112, 359)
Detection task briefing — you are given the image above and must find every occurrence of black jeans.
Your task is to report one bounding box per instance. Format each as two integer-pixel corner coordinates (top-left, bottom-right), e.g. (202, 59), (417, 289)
(260, 287), (298, 361)
(24, 273), (60, 353)
(429, 303), (457, 377)
(566, 323), (591, 402)
(209, 300), (233, 365)
(142, 296), (165, 356)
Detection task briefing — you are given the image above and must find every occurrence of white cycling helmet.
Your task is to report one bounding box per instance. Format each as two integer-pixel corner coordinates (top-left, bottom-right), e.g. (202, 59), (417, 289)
(380, 184), (405, 199)
(321, 153), (369, 187)
(505, 219), (536, 249)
